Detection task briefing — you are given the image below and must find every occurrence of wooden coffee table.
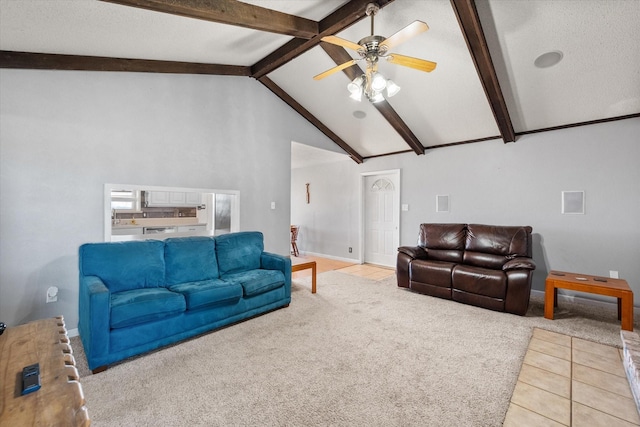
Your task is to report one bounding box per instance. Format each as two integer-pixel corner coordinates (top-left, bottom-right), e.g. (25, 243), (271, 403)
(291, 259), (317, 293)
(0, 316), (90, 426)
(545, 270), (634, 331)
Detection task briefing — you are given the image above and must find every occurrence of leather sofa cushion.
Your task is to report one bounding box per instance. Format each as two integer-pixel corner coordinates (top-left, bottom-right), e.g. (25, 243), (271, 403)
(452, 265), (506, 299)
(110, 288), (186, 329)
(164, 237), (218, 285)
(80, 240), (165, 293)
(465, 224), (532, 257)
(463, 251), (508, 270)
(411, 259), (456, 288)
(169, 279), (242, 310)
(418, 223), (466, 250)
(216, 231), (263, 275)
(426, 248), (463, 263)
(222, 269), (285, 297)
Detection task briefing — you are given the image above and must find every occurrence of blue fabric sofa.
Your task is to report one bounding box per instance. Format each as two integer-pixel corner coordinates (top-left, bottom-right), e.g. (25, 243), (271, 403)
(78, 232), (291, 373)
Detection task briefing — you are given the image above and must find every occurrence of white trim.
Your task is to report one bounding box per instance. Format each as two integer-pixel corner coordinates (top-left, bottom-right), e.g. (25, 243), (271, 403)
(67, 328), (79, 338)
(296, 251), (360, 264)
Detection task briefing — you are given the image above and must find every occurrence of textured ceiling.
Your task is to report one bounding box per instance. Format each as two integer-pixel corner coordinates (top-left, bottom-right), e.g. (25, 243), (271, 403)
(1, 0), (639, 166)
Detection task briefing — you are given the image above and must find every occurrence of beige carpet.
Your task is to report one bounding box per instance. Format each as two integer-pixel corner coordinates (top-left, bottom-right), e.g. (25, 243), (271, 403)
(73, 272), (632, 426)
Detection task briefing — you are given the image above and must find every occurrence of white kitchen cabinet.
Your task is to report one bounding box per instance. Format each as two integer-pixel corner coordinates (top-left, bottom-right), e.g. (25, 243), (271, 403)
(146, 191), (201, 207)
(177, 225), (207, 233)
(146, 191), (170, 206)
(185, 192), (201, 205)
(169, 192), (186, 204)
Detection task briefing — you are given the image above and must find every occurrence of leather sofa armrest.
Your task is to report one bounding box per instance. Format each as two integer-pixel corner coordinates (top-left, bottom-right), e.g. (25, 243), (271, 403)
(503, 257), (536, 271)
(398, 246), (428, 260)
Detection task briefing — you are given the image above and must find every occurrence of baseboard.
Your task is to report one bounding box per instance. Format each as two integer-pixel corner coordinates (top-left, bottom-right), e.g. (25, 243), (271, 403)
(67, 328), (79, 337)
(298, 251), (360, 264)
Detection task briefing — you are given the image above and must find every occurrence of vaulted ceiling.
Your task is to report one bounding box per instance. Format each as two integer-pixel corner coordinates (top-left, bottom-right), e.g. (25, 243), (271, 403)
(1, 0), (639, 164)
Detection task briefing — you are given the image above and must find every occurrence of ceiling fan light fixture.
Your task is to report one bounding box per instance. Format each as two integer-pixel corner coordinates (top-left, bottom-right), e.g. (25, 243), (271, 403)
(347, 76), (364, 94)
(370, 92), (385, 103)
(386, 79), (401, 97)
(370, 73), (387, 92)
(349, 89), (363, 102)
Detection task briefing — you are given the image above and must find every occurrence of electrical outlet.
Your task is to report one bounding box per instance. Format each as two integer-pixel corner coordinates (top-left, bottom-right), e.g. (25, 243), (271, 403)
(348, 247), (352, 253)
(610, 270), (619, 279)
(46, 286), (58, 303)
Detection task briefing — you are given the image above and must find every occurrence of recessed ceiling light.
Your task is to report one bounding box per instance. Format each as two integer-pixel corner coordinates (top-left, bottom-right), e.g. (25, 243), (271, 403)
(534, 51), (564, 68)
(353, 110), (366, 119)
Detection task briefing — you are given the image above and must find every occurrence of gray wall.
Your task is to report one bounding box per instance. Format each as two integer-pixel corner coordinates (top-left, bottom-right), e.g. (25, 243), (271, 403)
(0, 69), (332, 328)
(292, 117), (640, 303)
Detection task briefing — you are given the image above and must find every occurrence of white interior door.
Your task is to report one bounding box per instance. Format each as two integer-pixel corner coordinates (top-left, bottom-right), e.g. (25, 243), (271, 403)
(363, 171), (399, 267)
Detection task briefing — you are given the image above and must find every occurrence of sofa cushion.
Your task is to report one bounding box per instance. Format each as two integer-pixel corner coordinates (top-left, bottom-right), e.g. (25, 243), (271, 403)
(169, 279), (242, 310)
(462, 251), (508, 270)
(215, 231), (264, 275)
(222, 269), (285, 297)
(465, 224), (532, 257)
(164, 237), (218, 285)
(410, 259), (456, 288)
(418, 223), (466, 250)
(80, 240), (165, 293)
(452, 265), (506, 299)
(110, 288), (186, 329)
(425, 249), (463, 263)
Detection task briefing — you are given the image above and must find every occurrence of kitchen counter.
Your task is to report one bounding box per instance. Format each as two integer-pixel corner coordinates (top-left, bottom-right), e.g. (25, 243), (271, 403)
(110, 229), (223, 242)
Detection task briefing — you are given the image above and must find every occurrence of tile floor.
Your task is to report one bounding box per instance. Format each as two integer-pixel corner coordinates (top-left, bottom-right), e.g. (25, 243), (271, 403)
(504, 328), (640, 426)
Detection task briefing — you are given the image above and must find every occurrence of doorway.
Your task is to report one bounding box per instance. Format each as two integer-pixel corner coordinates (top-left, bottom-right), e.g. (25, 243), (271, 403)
(361, 170), (400, 267)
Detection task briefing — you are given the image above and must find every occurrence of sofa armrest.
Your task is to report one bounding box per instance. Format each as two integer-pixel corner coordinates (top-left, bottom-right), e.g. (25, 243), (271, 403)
(260, 252), (292, 295)
(78, 275), (110, 368)
(398, 246), (428, 260)
(503, 257), (537, 271)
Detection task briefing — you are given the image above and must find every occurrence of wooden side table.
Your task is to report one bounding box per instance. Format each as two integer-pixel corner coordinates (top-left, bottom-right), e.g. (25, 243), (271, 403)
(545, 270), (634, 331)
(291, 259), (317, 293)
(0, 316), (90, 426)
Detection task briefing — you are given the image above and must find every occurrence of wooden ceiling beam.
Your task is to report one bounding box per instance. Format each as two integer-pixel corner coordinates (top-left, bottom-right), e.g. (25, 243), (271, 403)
(320, 42), (425, 156)
(259, 76), (364, 164)
(99, 0), (318, 39)
(0, 50), (251, 75)
(450, 0), (515, 142)
(251, 0), (396, 79)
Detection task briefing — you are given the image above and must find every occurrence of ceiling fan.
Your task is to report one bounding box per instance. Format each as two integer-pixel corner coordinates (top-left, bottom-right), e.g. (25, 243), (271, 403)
(313, 3), (437, 103)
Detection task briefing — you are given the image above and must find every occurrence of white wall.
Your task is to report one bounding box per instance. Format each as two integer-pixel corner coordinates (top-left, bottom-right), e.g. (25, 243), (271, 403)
(0, 69), (332, 328)
(292, 118), (640, 303)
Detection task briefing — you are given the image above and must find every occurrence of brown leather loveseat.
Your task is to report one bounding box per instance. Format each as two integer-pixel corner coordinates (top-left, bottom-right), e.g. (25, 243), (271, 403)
(397, 223), (536, 315)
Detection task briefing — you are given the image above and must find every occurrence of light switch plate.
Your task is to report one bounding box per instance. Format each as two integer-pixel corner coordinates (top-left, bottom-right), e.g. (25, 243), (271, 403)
(401, 204), (409, 211)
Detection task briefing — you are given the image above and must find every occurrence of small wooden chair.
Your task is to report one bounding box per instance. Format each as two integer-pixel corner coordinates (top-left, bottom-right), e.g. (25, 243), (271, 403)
(290, 225), (299, 257)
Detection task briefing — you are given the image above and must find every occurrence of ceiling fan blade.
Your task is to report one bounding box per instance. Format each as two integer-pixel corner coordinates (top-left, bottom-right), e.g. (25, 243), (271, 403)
(321, 36), (363, 52)
(386, 53), (437, 72)
(313, 59), (358, 80)
(379, 21), (429, 51)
